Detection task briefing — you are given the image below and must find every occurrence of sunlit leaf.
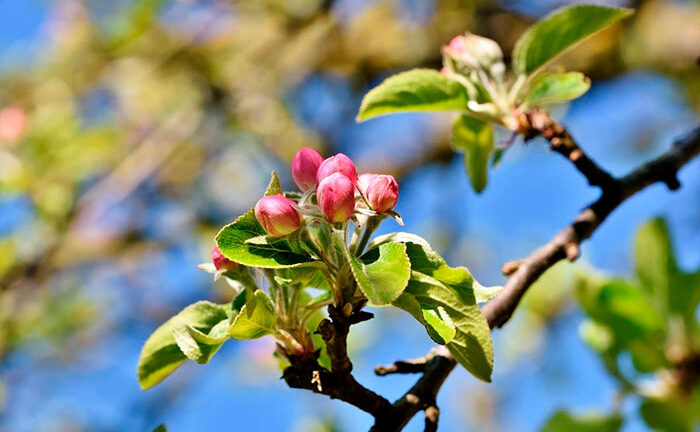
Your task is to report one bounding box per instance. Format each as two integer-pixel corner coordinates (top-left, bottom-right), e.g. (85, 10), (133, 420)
(526, 72), (591, 105)
(137, 301), (231, 389)
(391, 241), (494, 381)
(513, 5), (633, 75)
(452, 114), (493, 193)
(228, 290), (277, 340)
(346, 242), (411, 305)
(357, 69), (470, 122)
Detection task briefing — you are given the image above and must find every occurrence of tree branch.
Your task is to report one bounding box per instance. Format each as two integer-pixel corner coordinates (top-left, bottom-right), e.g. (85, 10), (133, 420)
(521, 109), (618, 189)
(282, 305), (395, 419)
(372, 124), (700, 430)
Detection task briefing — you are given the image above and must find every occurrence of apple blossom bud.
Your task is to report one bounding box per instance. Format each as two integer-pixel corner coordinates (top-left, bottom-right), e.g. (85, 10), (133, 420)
(443, 33), (503, 70)
(0, 107), (28, 143)
(212, 245), (238, 271)
(291, 147), (324, 191)
(316, 153), (358, 186)
(365, 174), (399, 213)
(254, 194), (302, 237)
(317, 173), (355, 223)
(356, 173), (376, 197)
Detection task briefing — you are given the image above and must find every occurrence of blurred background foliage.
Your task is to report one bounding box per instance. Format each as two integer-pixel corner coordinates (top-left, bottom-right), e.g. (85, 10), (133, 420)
(0, 0), (698, 431)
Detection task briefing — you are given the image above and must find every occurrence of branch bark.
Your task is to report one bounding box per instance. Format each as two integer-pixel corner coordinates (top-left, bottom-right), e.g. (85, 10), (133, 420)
(372, 124), (700, 430)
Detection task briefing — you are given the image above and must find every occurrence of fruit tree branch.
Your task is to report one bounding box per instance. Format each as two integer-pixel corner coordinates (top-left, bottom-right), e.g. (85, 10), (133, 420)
(373, 124), (700, 431)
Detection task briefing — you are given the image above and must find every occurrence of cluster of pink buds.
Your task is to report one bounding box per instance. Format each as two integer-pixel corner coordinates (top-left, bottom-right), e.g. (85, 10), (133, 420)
(250, 147), (400, 237)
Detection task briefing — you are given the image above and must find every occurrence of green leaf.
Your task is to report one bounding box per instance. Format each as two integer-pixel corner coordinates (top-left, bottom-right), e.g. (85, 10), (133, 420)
(526, 72), (591, 105)
(575, 277), (667, 373)
(137, 301), (230, 389)
(635, 218), (700, 335)
(216, 172), (319, 269)
(394, 242), (494, 381)
(473, 281), (502, 303)
(640, 397), (695, 432)
(540, 410), (623, 432)
(452, 114), (493, 193)
(356, 69), (470, 122)
(346, 242), (411, 305)
(228, 290), (277, 339)
(151, 425), (167, 432)
(367, 232), (432, 251)
(393, 293), (456, 345)
(513, 5), (633, 75)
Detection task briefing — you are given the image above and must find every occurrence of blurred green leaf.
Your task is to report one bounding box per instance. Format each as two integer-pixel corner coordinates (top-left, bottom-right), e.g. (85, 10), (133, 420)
(138, 301), (231, 389)
(576, 278), (667, 373)
(635, 218), (700, 331)
(540, 410), (623, 432)
(228, 290), (277, 340)
(526, 72), (591, 105)
(452, 114), (494, 193)
(513, 5), (633, 75)
(639, 396), (696, 432)
(347, 242), (411, 305)
(356, 69), (470, 122)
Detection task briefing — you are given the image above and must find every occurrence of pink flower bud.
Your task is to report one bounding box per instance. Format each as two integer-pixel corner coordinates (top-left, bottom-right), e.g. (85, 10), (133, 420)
(0, 107), (28, 143)
(316, 153), (358, 186)
(357, 173), (376, 193)
(443, 33), (503, 69)
(317, 173), (355, 223)
(365, 174), (399, 213)
(291, 147), (324, 191)
(254, 194), (302, 237)
(212, 245), (238, 271)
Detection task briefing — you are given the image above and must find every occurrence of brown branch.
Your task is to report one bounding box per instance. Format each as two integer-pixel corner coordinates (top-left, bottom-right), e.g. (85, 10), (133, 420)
(521, 109), (618, 189)
(374, 348), (443, 376)
(371, 125), (700, 430)
(282, 305), (395, 419)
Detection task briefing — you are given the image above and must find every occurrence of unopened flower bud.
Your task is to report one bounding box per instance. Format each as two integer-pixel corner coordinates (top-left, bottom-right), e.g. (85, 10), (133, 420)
(365, 174), (399, 213)
(254, 194), (302, 237)
(291, 147), (324, 191)
(316, 153), (358, 186)
(443, 33), (503, 70)
(212, 245), (238, 271)
(0, 107), (28, 143)
(317, 173), (355, 223)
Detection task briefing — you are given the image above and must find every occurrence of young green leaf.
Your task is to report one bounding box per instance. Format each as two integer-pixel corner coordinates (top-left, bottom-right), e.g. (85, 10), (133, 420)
(216, 172), (320, 269)
(575, 277), (667, 373)
(356, 69), (470, 122)
(345, 242), (411, 305)
(393, 293), (456, 345)
(392, 242), (494, 381)
(634, 218), (699, 335)
(512, 5), (633, 76)
(137, 301), (231, 389)
(367, 232), (432, 251)
(452, 114), (494, 193)
(228, 290), (277, 339)
(540, 410), (623, 432)
(526, 72), (591, 105)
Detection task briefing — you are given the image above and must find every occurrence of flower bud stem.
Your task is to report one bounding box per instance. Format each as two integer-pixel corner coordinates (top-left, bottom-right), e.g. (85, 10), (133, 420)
(354, 217), (381, 256)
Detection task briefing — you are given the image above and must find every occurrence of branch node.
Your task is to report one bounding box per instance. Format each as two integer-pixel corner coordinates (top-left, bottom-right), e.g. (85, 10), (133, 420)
(424, 405), (440, 432)
(662, 174), (681, 190)
(564, 242), (580, 261)
(501, 260), (522, 276)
